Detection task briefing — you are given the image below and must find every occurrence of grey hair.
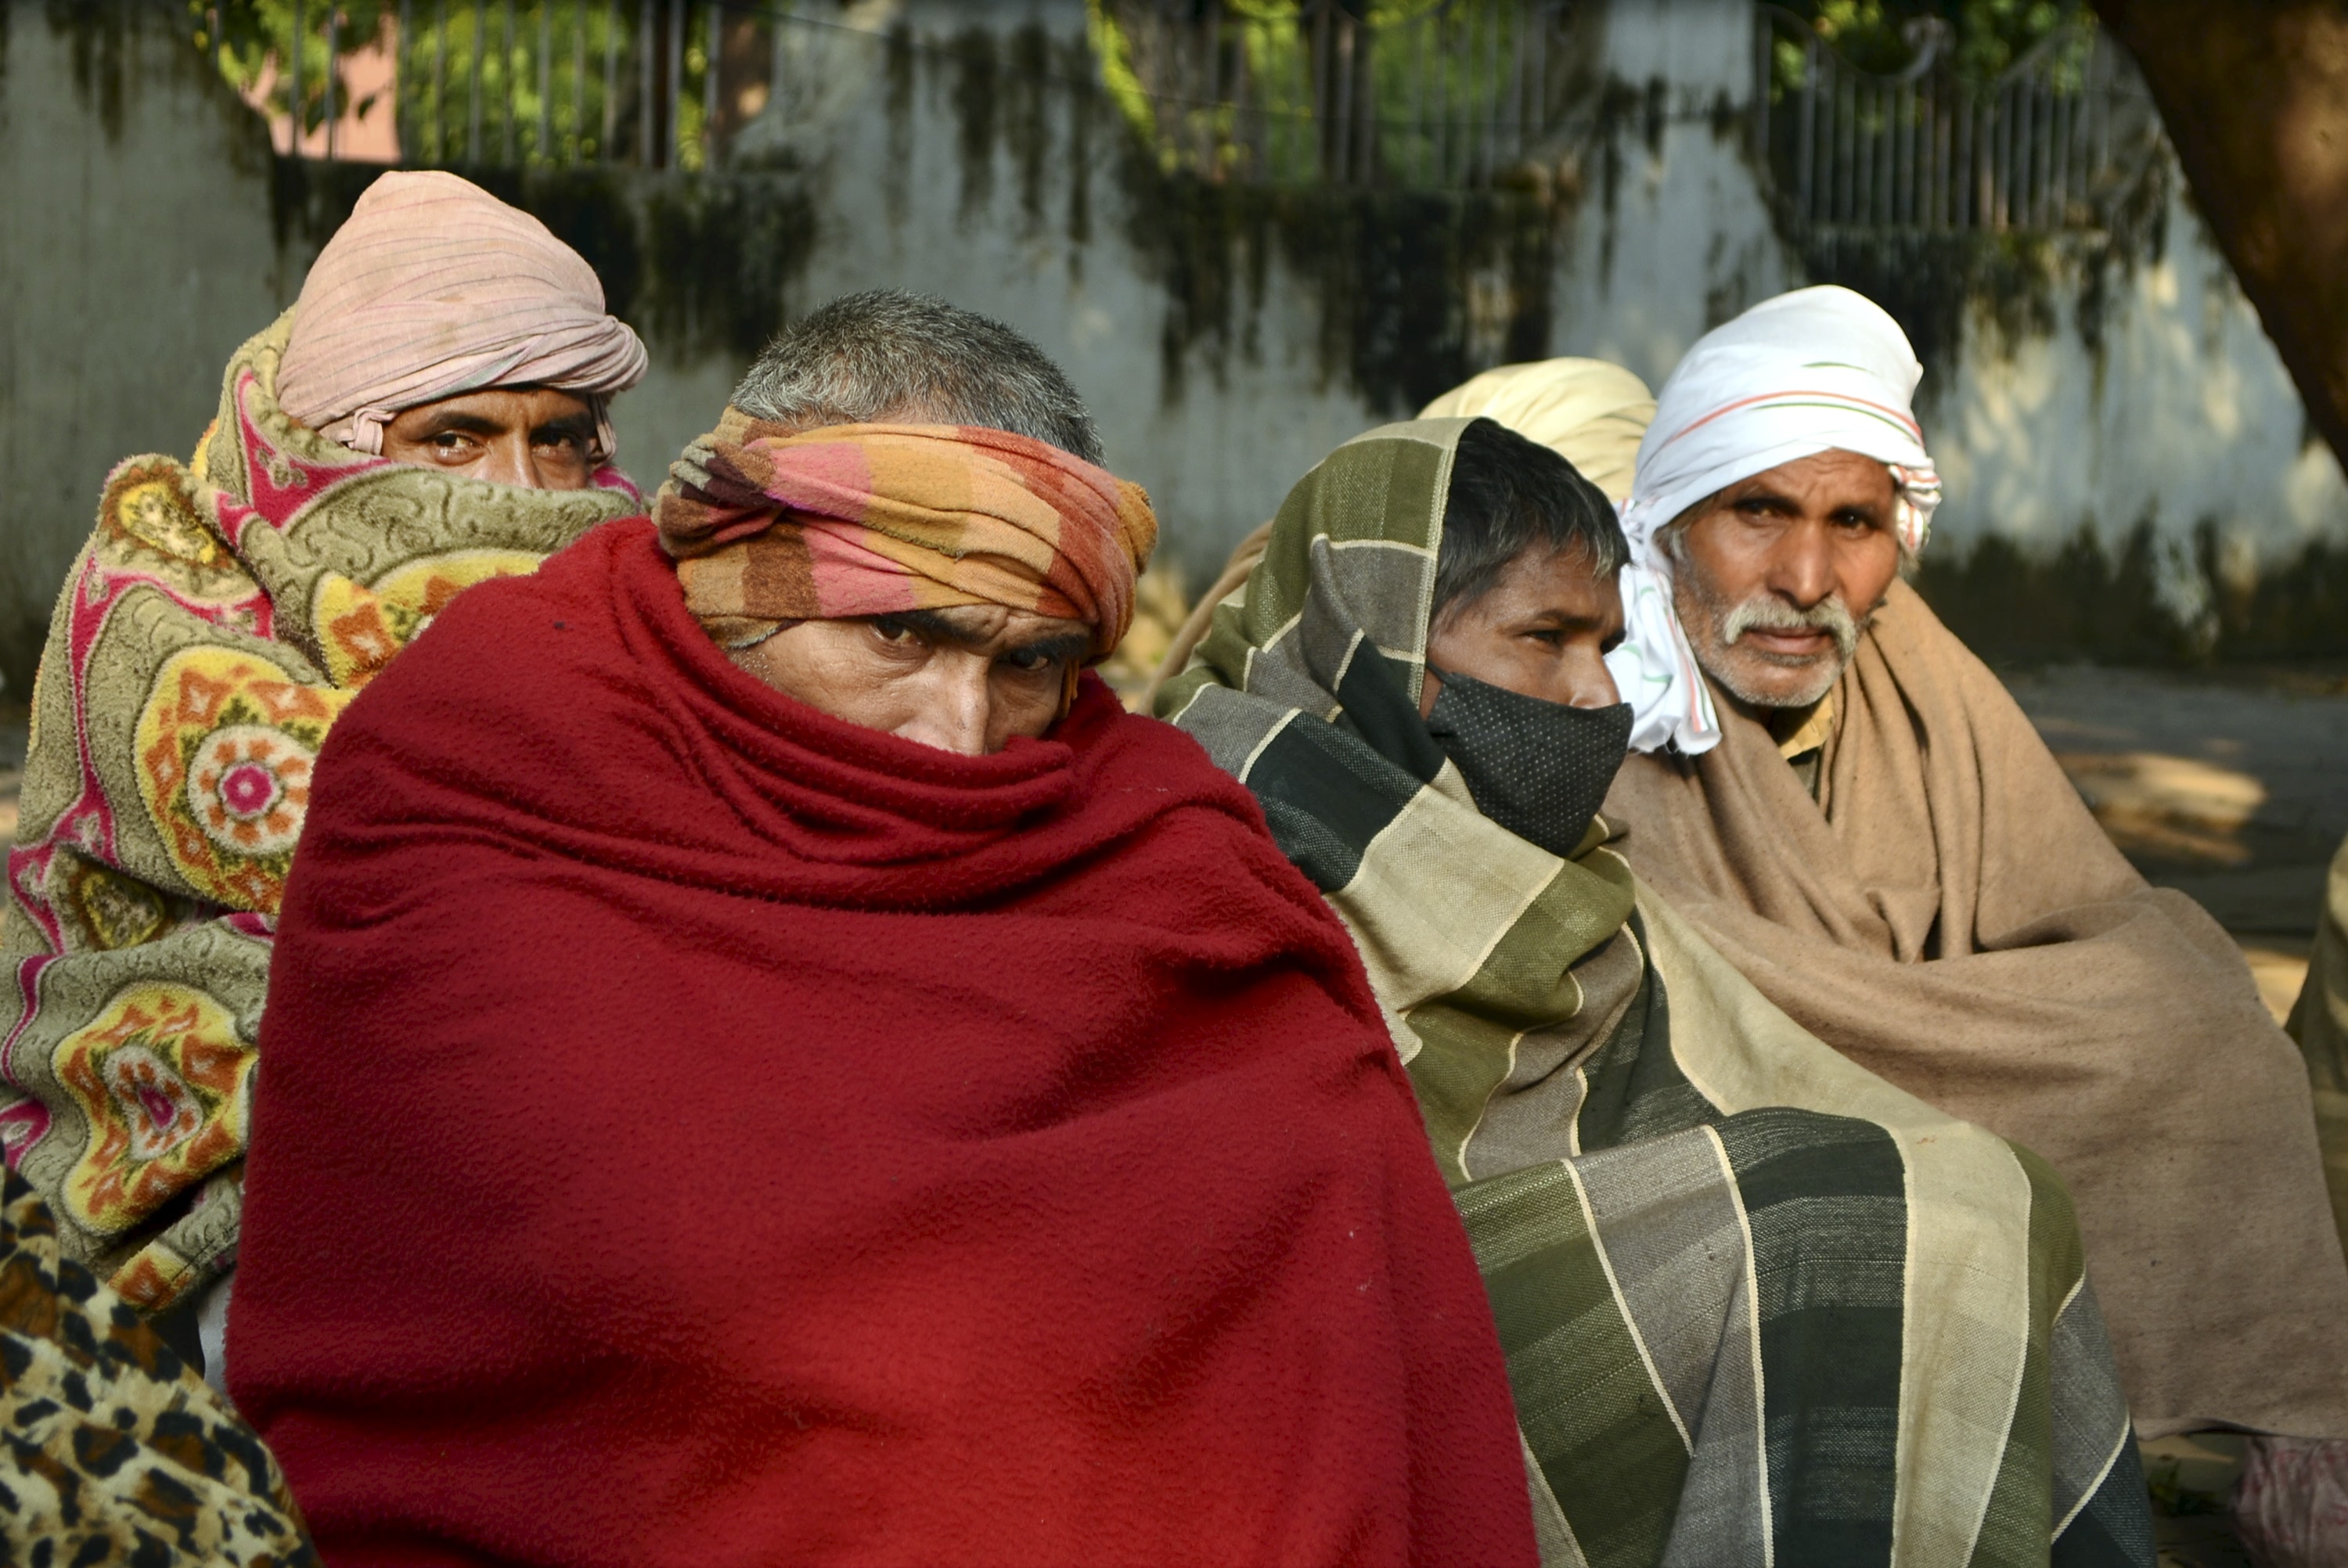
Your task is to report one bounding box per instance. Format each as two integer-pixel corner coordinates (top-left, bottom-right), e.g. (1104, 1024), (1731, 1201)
(729, 290), (1103, 463)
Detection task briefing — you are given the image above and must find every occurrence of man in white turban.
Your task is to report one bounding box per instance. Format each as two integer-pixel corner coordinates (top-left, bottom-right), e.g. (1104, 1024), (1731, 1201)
(1566, 286), (2348, 1455)
(0, 170), (647, 1397)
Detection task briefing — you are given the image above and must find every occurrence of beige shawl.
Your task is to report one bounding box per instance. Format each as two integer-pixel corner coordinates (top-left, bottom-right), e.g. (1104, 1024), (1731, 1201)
(1604, 579), (2348, 1440)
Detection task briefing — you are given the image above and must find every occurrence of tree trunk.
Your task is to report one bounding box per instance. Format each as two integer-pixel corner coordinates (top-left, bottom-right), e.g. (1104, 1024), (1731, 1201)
(2096, 1), (2348, 470)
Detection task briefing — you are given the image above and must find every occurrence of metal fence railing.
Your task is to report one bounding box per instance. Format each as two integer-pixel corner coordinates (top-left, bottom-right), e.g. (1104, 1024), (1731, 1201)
(211, 1), (1589, 188)
(389, 0), (741, 170)
(1752, 5), (2165, 236)
(221, 2), (2163, 218)
(205, 1), (857, 172)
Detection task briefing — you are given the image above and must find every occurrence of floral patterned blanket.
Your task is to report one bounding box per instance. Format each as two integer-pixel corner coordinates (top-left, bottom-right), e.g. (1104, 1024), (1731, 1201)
(0, 311), (641, 1311)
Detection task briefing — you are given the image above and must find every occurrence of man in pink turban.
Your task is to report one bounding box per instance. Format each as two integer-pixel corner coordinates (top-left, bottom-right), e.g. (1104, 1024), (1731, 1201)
(0, 171), (647, 1397)
(277, 169), (646, 486)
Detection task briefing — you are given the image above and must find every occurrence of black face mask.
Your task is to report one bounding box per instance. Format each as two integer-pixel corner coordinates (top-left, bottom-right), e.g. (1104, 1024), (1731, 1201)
(1423, 666), (1634, 860)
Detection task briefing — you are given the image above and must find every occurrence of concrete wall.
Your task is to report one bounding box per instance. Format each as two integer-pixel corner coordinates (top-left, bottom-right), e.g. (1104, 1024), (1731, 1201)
(0, 7), (290, 694)
(4, 0), (2343, 697)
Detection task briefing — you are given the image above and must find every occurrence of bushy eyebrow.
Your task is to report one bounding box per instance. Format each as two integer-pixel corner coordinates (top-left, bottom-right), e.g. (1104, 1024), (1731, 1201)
(1732, 487), (1886, 523)
(1012, 631), (1090, 665)
(873, 610), (1087, 663)
(409, 410), (508, 438)
(530, 412), (598, 445)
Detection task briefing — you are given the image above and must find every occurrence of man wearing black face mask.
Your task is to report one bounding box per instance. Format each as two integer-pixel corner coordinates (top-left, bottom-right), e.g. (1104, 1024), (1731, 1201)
(1158, 417), (2156, 1567)
(1417, 420), (1637, 858)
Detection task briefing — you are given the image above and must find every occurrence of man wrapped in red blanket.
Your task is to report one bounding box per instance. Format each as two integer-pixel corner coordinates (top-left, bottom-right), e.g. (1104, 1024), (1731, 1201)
(226, 294), (1534, 1567)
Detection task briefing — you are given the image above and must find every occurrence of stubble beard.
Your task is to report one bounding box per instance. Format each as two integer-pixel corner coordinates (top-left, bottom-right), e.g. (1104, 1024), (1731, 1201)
(1672, 562), (1861, 710)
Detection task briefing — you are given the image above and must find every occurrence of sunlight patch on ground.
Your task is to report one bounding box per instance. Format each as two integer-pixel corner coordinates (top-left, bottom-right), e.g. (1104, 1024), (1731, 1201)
(2235, 939), (2311, 1025)
(2054, 750), (2267, 865)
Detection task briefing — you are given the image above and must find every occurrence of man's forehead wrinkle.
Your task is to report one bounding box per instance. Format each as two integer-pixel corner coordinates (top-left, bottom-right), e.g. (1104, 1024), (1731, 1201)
(888, 605), (1089, 651)
(409, 409), (509, 436)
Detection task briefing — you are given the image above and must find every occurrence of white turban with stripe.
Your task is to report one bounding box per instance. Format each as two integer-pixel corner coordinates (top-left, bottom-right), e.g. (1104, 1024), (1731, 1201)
(277, 171), (647, 458)
(1611, 286), (1942, 755)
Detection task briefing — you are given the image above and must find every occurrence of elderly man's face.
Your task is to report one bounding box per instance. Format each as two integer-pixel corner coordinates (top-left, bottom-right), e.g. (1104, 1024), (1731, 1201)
(729, 605), (1091, 756)
(380, 387), (600, 490)
(1667, 448), (1900, 709)
(1421, 543), (1625, 715)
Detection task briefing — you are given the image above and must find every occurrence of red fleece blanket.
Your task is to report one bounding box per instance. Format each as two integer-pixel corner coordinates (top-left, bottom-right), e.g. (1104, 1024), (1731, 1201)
(228, 520), (1534, 1568)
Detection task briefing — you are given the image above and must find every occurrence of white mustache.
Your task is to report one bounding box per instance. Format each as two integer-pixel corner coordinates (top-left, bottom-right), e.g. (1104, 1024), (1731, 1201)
(1720, 595), (1860, 663)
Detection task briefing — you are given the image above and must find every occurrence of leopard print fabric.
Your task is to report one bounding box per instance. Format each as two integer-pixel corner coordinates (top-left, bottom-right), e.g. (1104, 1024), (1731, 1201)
(0, 1164), (315, 1564)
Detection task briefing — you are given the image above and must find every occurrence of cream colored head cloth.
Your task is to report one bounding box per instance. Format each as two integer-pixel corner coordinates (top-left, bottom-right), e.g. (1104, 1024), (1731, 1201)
(1421, 354), (1712, 756)
(276, 171), (648, 457)
(1417, 357), (1655, 503)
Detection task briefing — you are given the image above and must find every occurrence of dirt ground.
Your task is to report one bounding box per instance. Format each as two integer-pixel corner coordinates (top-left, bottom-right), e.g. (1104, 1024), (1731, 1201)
(2008, 663), (2348, 1027)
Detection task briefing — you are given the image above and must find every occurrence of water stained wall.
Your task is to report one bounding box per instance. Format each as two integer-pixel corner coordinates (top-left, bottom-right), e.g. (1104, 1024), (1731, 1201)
(5, 0), (2347, 700)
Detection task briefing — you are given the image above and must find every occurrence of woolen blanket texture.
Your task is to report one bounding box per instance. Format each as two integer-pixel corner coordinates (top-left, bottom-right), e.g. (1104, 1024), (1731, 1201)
(226, 519), (1535, 1568)
(1161, 420), (2154, 1567)
(1604, 580), (2348, 1440)
(0, 311), (641, 1313)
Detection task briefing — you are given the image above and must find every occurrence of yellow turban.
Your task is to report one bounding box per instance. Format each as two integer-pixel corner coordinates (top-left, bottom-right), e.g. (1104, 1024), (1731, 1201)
(1417, 358), (1656, 503)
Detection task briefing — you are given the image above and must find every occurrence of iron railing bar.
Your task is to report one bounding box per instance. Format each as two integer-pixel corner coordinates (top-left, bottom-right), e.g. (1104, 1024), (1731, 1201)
(1866, 79), (1882, 225)
(1349, 0), (1363, 184)
(397, 0), (413, 160)
(2040, 77), (2058, 225)
(706, 0), (722, 167)
(1482, 1), (1501, 183)
(1431, 6), (1449, 186)
(289, 0), (305, 155)
(1998, 79), (2014, 229)
(667, 0), (684, 170)
(1511, 0), (1532, 167)
(1959, 83), (1974, 229)
(323, 4), (338, 158)
(538, 1), (553, 162)
(467, 0), (484, 163)
(432, 0), (448, 161)
(1838, 63), (1854, 224)
(1203, 0), (1223, 179)
(603, 0), (620, 158)
(1797, 37), (1816, 221)
(500, 0), (516, 164)
(770, 0), (790, 146)
(1309, 0), (1329, 181)
(571, 2), (586, 157)
(638, 0), (654, 165)
(1900, 78), (1915, 226)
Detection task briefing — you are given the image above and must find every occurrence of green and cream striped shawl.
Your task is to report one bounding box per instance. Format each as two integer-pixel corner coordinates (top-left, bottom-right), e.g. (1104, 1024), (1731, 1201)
(1158, 419), (2153, 1568)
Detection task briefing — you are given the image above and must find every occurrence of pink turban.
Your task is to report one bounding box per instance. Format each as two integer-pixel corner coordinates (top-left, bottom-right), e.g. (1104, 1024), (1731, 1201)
(277, 171), (648, 456)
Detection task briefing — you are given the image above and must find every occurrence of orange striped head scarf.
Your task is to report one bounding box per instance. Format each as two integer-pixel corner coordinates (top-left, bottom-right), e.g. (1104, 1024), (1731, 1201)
(277, 171), (647, 457)
(655, 412), (1158, 668)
